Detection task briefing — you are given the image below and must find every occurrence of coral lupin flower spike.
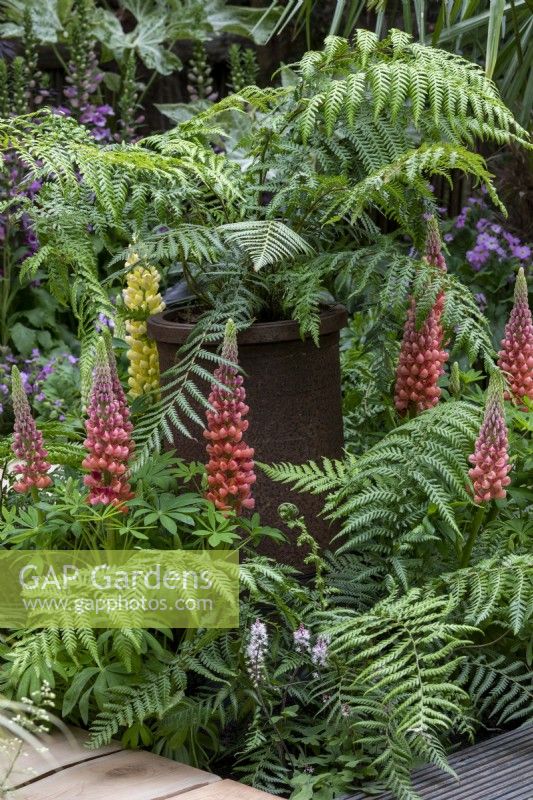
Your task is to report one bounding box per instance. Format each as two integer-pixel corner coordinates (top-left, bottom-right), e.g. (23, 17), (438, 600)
(394, 216), (449, 414)
(82, 340), (135, 512)
(497, 267), (533, 405)
(204, 319), (256, 514)
(11, 366), (52, 494)
(468, 373), (511, 504)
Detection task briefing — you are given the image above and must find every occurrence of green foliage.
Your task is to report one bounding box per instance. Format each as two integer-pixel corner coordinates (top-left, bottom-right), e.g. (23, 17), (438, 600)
(263, 400), (482, 555)
(267, 1), (532, 125)
(1, 27), (528, 442)
(0, 25), (531, 800)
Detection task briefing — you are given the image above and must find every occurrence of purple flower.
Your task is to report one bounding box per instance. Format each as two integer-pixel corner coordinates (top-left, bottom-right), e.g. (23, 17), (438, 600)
(311, 635), (329, 668)
(80, 104), (114, 127)
(293, 624), (311, 653)
(95, 313), (115, 333)
(455, 206), (470, 229)
(476, 218), (490, 232)
(503, 231), (520, 248)
(92, 128), (112, 142)
(511, 245), (531, 261)
(466, 247), (489, 271)
(474, 292), (487, 312)
(444, 233), (453, 243)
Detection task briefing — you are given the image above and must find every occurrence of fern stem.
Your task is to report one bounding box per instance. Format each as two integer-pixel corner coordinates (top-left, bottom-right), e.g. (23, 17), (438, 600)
(460, 505), (486, 568)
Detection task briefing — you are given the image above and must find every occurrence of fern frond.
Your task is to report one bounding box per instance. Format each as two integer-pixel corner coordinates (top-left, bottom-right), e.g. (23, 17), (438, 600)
(218, 220), (313, 272)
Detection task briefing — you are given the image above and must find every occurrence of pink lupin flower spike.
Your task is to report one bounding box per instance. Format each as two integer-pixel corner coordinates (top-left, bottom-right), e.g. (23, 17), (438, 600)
(394, 216), (449, 414)
(204, 319), (256, 515)
(468, 374), (512, 504)
(11, 366), (52, 494)
(105, 334), (134, 442)
(82, 340), (135, 513)
(497, 267), (533, 405)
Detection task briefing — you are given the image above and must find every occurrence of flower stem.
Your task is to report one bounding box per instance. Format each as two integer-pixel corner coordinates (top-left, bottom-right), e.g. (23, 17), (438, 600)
(31, 485), (44, 527)
(460, 504), (486, 568)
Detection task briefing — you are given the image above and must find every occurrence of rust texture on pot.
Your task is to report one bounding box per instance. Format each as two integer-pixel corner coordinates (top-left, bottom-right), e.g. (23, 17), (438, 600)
(147, 306), (348, 564)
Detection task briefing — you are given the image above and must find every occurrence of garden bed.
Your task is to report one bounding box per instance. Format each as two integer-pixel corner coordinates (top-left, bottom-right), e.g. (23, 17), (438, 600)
(0, 3), (532, 800)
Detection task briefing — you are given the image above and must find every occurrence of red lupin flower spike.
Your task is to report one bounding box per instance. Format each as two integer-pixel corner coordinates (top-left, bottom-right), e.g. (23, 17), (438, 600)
(11, 366), (52, 494)
(497, 267), (533, 405)
(468, 374), (511, 504)
(82, 340), (135, 512)
(394, 216), (449, 414)
(204, 320), (256, 514)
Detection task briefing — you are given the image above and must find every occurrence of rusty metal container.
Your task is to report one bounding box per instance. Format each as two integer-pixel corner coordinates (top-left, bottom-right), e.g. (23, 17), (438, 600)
(147, 305), (347, 564)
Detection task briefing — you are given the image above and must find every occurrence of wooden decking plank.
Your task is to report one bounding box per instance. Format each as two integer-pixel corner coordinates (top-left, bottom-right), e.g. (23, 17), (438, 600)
(10, 749), (220, 800)
(0, 725), (122, 790)
(346, 726), (533, 800)
(167, 779), (280, 799)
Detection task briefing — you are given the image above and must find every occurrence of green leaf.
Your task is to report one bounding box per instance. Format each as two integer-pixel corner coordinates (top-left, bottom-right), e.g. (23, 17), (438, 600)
(486, 0), (506, 79)
(62, 666), (99, 717)
(93, 4), (181, 75)
(10, 322), (37, 356)
(0, 0), (64, 43)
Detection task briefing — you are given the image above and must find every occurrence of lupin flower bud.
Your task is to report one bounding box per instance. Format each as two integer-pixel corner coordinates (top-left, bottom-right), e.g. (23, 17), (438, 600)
(468, 375), (511, 504)
(425, 215), (447, 272)
(105, 333), (133, 438)
(497, 268), (533, 404)
(204, 320), (256, 514)
(449, 361), (461, 398)
(82, 341), (135, 512)
(394, 217), (449, 414)
(11, 366), (52, 493)
(123, 252), (165, 398)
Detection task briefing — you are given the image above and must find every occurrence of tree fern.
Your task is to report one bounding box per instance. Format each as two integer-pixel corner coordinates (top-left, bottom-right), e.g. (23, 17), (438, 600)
(263, 401), (482, 554)
(296, 32), (529, 147)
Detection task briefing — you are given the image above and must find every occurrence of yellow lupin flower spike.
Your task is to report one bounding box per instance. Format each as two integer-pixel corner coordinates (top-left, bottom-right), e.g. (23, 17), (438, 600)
(123, 253), (165, 398)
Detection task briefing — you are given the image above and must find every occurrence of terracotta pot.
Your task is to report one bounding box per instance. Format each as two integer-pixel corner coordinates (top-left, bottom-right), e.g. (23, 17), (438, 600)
(147, 305), (348, 564)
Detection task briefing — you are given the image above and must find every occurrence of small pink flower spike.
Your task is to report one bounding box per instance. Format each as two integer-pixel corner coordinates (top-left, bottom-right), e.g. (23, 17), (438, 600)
(468, 374), (512, 504)
(204, 319), (256, 515)
(82, 340), (135, 513)
(425, 215), (447, 272)
(394, 217), (449, 414)
(497, 267), (533, 405)
(105, 333), (134, 444)
(11, 366), (52, 494)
